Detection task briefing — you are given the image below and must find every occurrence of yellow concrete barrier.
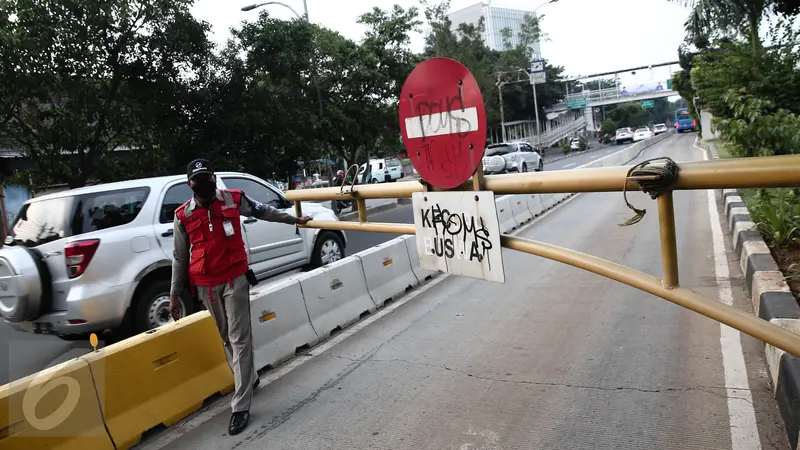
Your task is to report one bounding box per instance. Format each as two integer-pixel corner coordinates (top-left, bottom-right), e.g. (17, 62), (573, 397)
(82, 311), (233, 449)
(0, 358), (115, 450)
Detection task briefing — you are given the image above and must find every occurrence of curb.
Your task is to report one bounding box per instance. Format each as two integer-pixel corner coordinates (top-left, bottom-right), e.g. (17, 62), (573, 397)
(711, 140), (800, 450)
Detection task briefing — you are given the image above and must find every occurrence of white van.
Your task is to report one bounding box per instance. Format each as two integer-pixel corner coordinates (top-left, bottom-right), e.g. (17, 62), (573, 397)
(358, 158), (405, 183)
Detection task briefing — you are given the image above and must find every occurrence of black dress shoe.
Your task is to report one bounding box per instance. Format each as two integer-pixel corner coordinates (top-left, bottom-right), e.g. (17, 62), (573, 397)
(229, 411), (249, 436)
(253, 378), (260, 390)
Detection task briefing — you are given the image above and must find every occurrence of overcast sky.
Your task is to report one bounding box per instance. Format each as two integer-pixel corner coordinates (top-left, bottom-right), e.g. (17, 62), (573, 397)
(191, 0), (692, 87)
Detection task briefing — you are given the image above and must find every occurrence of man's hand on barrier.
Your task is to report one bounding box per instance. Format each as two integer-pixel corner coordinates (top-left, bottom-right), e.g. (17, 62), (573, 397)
(296, 215), (313, 225)
(169, 296), (182, 321)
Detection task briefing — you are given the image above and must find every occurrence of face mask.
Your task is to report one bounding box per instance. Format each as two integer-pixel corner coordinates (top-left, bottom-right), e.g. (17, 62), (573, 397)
(191, 180), (216, 199)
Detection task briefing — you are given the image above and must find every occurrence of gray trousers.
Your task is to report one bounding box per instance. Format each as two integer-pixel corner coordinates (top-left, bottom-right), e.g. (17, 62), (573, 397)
(196, 274), (257, 413)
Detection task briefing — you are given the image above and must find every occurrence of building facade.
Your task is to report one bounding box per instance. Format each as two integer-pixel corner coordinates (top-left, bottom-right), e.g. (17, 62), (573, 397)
(447, 2), (541, 57)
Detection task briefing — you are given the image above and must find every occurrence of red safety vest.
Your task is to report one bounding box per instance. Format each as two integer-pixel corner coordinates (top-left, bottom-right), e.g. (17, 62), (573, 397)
(176, 189), (249, 291)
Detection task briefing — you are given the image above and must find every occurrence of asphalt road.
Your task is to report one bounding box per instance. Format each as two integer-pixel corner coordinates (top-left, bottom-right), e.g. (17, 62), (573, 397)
(0, 141), (631, 386)
(141, 134), (789, 450)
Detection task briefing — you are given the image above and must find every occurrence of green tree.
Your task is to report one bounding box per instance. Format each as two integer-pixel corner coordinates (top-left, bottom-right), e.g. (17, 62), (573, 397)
(0, 0), (212, 188)
(669, 0), (800, 56)
(581, 78), (616, 91)
(313, 5), (420, 173)
(600, 119), (618, 136)
(421, 0), (571, 132)
(608, 103), (650, 128)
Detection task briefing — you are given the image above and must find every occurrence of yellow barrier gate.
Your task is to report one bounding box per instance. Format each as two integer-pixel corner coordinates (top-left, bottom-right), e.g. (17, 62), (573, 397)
(287, 153), (800, 359)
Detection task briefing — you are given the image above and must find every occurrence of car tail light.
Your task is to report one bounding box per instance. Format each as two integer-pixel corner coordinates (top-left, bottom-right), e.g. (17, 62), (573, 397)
(692, 120), (696, 126)
(65, 239), (100, 279)
(384, 168), (388, 173)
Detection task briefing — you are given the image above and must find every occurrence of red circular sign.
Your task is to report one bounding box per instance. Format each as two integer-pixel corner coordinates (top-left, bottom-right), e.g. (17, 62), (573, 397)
(399, 58), (487, 189)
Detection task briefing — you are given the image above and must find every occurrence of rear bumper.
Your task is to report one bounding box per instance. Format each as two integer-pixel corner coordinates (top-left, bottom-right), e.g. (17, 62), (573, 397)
(5, 281), (135, 336)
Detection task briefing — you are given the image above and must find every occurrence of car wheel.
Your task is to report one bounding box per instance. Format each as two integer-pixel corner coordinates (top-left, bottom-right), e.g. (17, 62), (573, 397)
(537, 160), (544, 172)
(133, 279), (195, 334)
(371, 178), (378, 184)
(521, 163), (527, 173)
(310, 231), (345, 269)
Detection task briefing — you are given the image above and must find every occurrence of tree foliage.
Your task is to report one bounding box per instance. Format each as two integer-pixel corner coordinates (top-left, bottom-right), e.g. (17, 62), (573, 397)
(0, 0), (212, 188)
(0, 0), (570, 189)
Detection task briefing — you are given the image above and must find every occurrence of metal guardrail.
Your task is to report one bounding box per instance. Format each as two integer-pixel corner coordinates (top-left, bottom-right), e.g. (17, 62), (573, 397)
(504, 116), (587, 148)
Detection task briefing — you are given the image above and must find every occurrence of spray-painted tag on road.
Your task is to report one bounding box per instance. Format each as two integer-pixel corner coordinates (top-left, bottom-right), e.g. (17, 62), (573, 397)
(412, 191), (505, 283)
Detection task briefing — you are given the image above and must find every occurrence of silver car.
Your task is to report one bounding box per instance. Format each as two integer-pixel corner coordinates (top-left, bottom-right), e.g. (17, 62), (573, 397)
(482, 142), (543, 174)
(0, 172), (346, 339)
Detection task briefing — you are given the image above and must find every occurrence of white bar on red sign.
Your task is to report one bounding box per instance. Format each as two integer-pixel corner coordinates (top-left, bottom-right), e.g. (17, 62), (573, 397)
(404, 106), (479, 140)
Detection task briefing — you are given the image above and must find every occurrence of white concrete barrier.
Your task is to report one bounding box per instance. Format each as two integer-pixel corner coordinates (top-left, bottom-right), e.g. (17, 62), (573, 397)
(496, 196), (518, 233)
(250, 278), (319, 371)
(525, 194), (544, 217)
(356, 237), (418, 307)
(540, 193), (556, 210)
(298, 256), (377, 339)
(509, 195), (532, 225)
(401, 235), (438, 283)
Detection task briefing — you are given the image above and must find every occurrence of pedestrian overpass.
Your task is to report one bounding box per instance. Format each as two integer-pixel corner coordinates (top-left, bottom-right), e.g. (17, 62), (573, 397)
(496, 60), (682, 145)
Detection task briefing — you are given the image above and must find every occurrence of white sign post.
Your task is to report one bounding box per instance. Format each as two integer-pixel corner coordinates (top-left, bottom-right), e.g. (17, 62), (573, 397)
(412, 191), (505, 283)
(530, 72), (546, 85)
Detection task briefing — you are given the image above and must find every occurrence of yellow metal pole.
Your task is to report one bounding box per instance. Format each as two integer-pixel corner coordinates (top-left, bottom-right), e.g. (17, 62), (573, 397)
(500, 235), (800, 358)
(285, 154), (800, 201)
(472, 165), (486, 192)
(657, 192), (680, 288)
(296, 220), (414, 234)
(356, 198), (368, 223)
(294, 201), (303, 217)
(291, 216), (800, 357)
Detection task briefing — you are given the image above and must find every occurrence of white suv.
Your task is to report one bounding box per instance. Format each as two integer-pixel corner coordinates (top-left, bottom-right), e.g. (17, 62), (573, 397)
(0, 172), (346, 339)
(482, 142), (543, 174)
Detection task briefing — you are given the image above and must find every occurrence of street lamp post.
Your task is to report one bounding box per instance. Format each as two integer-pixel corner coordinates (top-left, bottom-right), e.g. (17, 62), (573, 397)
(529, 0), (558, 151)
(241, 1), (323, 118)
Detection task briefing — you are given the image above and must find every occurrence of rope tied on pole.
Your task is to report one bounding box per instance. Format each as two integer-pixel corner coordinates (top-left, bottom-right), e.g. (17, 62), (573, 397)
(619, 157), (679, 227)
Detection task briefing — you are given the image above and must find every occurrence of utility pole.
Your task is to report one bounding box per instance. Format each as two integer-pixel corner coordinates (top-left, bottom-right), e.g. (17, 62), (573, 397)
(497, 72), (507, 142)
(531, 77), (541, 150)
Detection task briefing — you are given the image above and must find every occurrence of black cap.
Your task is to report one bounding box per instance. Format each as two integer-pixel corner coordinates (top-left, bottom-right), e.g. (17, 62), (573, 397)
(187, 159), (214, 180)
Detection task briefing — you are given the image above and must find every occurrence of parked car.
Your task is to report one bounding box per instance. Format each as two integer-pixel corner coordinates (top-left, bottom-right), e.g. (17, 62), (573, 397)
(633, 127), (654, 142)
(653, 123), (668, 135)
(615, 127), (635, 145)
(570, 137), (589, 151)
(0, 172), (346, 339)
(358, 158), (404, 183)
(482, 141), (544, 174)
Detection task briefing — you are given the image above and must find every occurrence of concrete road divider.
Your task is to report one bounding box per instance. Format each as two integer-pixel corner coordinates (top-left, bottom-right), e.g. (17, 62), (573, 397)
(81, 311), (233, 450)
(298, 256), (378, 340)
(356, 238), (418, 308)
(401, 235), (438, 283)
(540, 193), (556, 210)
(510, 195), (532, 225)
(0, 358), (115, 450)
(525, 194), (545, 217)
(496, 196), (518, 233)
(250, 278), (320, 372)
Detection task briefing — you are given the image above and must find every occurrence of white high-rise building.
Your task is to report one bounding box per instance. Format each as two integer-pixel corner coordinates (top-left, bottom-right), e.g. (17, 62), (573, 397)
(447, 2), (541, 57)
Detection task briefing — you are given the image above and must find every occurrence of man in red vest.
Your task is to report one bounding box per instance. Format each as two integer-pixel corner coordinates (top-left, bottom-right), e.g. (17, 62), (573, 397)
(169, 159), (312, 435)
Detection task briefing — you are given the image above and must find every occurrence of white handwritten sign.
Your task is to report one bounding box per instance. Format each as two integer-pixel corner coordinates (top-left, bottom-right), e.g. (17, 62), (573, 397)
(412, 191), (505, 283)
